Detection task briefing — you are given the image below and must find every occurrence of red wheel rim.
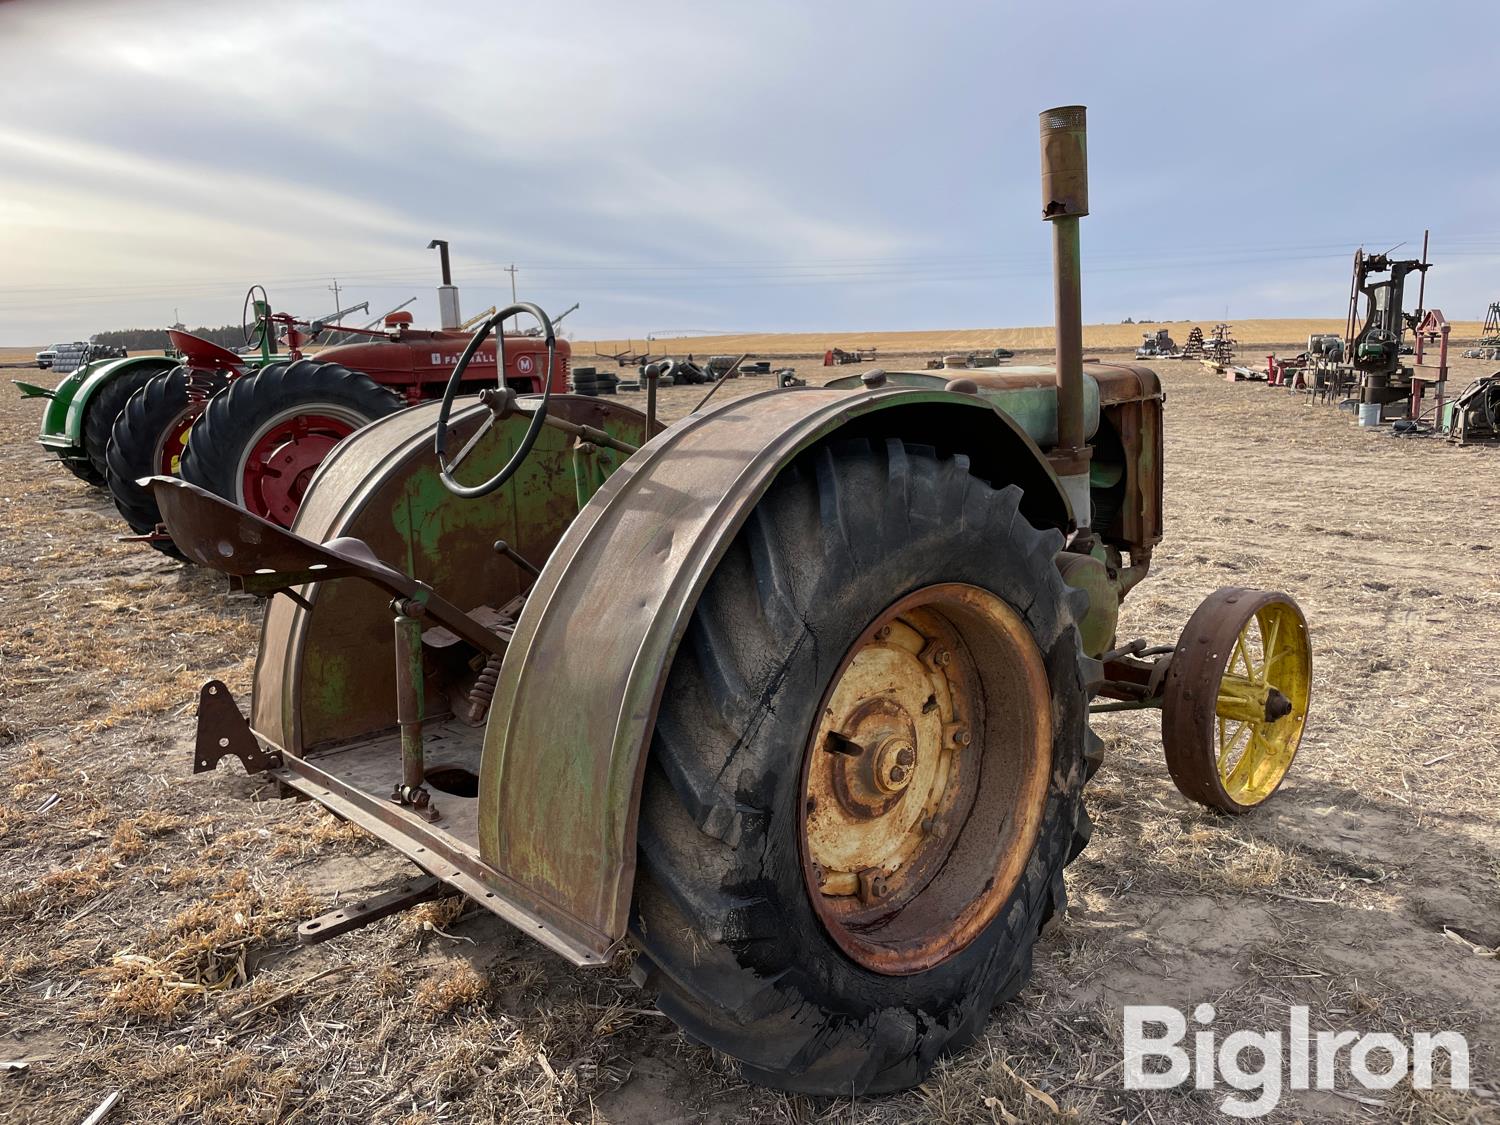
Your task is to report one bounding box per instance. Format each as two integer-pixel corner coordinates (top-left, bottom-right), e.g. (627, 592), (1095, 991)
(239, 411), (361, 527)
(157, 408), (200, 476)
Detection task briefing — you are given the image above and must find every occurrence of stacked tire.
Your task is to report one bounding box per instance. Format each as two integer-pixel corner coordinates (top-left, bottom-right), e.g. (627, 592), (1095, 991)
(570, 367), (619, 396)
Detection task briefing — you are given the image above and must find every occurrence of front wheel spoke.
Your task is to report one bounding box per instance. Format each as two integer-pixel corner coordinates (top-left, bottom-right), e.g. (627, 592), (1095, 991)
(1226, 731), (1265, 787)
(1217, 720), (1248, 769)
(1258, 615), (1282, 684)
(1231, 632), (1254, 678)
(1218, 722), (1252, 776)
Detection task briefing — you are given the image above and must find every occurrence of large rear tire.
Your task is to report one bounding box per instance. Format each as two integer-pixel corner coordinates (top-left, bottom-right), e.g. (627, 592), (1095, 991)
(105, 367), (227, 556)
(81, 366), (161, 481)
(629, 438), (1097, 1094)
(180, 359), (402, 528)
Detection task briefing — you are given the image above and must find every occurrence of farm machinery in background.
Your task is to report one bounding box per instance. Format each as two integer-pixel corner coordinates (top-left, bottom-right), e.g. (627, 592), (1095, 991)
(1134, 327), (1177, 358)
(824, 345), (878, 365)
(150, 106), (1314, 1095)
(925, 348), (1016, 370)
(1272, 236), (1472, 434)
(1461, 301), (1500, 360)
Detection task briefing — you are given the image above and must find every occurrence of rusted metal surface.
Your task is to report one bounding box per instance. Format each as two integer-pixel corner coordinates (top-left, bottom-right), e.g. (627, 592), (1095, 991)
(796, 584), (1051, 974)
(148, 478), (509, 659)
(297, 876), (451, 944)
(1090, 363), (1165, 558)
(249, 395), (654, 756)
(1039, 105), (1089, 220)
(479, 386), (1066, 948)
(1040, 105), (1091, 496)
(194, 680), (281, 775)
(267, 748), (614, 964)
(392, 603), (430, 811)
(1161, 588), (1311, 813)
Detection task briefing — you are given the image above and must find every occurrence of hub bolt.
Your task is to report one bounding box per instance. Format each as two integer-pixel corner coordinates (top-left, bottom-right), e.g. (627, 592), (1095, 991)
(896, 747), (916, 767)
(857, 868), (890, 904)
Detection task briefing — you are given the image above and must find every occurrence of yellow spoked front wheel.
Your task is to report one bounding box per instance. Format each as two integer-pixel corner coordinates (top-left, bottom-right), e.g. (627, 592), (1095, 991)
(1162, 588), (1311, 813)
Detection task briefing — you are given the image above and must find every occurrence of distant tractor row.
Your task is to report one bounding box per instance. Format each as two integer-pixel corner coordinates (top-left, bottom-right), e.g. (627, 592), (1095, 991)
(15, 247), (571, 556)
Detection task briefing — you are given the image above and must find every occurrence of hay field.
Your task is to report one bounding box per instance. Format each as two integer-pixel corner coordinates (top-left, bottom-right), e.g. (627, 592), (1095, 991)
(0, 353), (1497, 1123)
(576, 319), (1487, 360)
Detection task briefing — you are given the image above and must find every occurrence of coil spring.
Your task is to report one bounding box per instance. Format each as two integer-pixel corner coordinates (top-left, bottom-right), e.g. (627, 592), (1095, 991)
(467, 653), (504, 724)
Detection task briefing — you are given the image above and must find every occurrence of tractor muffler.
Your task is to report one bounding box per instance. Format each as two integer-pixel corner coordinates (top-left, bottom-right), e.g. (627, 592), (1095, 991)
(1040, 105), (1092, 527)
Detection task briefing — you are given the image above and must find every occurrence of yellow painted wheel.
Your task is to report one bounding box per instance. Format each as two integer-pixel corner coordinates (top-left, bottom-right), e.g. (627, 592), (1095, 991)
(1162, 588), (1311, 813)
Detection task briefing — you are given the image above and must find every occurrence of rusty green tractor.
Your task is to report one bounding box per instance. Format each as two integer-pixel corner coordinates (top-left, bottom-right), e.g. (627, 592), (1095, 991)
(150, 106), (1311, 1094)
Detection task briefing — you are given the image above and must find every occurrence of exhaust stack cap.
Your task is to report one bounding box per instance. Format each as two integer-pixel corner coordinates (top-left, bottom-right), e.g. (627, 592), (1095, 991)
(1039, 105), (1088, 220)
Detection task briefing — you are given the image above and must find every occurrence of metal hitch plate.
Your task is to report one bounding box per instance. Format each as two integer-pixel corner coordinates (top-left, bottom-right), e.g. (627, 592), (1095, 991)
(194, 680), (281, 775)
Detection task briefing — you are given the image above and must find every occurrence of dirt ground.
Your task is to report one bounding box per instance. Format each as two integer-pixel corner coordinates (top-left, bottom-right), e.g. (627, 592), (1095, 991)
(1, 349), (1498, 1124)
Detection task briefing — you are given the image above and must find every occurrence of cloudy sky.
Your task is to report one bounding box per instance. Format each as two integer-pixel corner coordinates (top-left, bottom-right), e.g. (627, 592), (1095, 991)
(1, 0), (1495, 345)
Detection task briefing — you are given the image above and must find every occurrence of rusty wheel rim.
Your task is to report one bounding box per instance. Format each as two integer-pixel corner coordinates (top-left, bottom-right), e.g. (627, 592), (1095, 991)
(797, 583), (1052, 975)
(1163, 588), (1311, 812)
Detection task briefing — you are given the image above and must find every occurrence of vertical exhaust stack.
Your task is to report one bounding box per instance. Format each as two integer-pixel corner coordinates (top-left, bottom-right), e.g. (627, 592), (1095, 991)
(429, 238), (462, 331)
(1039, 105), (1091, 528)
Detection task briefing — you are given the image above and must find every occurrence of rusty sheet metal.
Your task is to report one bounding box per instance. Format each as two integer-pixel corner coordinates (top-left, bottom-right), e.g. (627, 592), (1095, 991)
(1090, 363), (1164, 553)
(825, 369), (1102, 446)
(478, 386), (1067, 947)
(268, 751), (613, 964)
(251, 395), (653, 756)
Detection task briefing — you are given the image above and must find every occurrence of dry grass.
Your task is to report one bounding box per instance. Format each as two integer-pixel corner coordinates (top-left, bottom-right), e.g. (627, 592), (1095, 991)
(1, 347), (1497, 1122)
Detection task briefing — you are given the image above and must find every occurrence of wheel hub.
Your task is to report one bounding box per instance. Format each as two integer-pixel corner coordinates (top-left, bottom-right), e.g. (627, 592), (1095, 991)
(798, 583), (1053, 975)
(238, 409), (363, 528)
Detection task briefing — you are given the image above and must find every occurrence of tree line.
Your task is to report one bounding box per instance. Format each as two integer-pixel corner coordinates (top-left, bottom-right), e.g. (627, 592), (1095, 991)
(90, 325), (245, 351)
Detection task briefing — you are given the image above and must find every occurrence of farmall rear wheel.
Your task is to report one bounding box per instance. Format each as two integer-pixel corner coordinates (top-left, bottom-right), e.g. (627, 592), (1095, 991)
(1162, 588), (1311, 813)
(629, 438), (1096, 1094)
(180, 359), (402, 529)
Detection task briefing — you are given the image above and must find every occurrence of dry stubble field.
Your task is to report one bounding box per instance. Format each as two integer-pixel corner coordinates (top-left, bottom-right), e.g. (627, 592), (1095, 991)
(0, 348), (1497, 1124)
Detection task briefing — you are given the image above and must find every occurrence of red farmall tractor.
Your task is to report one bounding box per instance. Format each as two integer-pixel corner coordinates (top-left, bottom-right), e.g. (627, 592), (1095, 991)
(105, 247), (570, 555)
(147, 108), (1313, 1093)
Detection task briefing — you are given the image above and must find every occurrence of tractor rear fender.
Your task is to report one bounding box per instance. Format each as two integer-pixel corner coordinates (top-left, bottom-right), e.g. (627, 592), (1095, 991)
(480, 386), (1071, 952)
(44, 355), (176, 449)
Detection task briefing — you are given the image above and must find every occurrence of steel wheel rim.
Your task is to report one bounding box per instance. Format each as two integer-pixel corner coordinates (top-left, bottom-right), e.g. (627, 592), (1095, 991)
(797, 583), (1052, 975)
(234, 404), (366, 527)
(1212, 601), (1310, 805)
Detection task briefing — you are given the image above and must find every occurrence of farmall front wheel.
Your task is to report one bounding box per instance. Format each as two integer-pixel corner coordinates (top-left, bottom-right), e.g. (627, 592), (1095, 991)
(181, 359), (402, 528)
(630, 438), (1096, 1094)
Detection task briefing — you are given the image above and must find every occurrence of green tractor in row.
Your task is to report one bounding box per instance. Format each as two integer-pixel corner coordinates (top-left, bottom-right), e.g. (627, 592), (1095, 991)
(15, 347), (181, 486)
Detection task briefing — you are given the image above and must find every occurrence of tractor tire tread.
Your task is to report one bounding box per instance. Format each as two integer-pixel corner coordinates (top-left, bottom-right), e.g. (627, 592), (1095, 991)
(105, 367), (226, 556)
(629, 436), (1093, 1095)
(180, 358), (401, 512)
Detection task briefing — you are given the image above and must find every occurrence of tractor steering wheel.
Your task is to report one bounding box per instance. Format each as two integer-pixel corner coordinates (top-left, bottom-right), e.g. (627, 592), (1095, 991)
(435, 301), (557, 499)
(242, 285), (270, 349)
